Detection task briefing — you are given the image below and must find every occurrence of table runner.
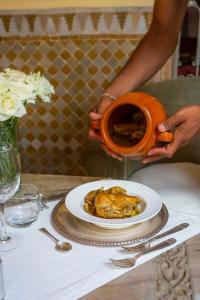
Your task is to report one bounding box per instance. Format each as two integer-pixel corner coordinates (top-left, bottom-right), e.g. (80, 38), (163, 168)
(2, 202), (200, 300)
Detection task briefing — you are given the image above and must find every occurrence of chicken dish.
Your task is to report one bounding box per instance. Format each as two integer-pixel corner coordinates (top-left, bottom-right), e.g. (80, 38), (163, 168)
(113, 110), (146, 145)
(83, 186), (144, 219)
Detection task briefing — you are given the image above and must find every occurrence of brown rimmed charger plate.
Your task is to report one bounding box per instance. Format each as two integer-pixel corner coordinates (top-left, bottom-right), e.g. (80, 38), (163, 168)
(51, 199), (169, 247)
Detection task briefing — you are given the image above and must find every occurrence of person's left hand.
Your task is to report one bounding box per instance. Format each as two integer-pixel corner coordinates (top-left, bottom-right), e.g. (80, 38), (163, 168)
(142, 105), (200, 164)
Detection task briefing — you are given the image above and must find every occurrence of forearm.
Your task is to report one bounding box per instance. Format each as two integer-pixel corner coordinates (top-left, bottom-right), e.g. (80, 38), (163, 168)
(105, 26), (178, 97)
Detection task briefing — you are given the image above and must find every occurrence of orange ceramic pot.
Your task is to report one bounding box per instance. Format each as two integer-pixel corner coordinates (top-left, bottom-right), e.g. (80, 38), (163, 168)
(91, 92), (173, 159)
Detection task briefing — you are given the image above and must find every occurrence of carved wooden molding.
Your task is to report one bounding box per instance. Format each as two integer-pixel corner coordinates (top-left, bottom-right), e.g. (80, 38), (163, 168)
(156, 243), (192, 300)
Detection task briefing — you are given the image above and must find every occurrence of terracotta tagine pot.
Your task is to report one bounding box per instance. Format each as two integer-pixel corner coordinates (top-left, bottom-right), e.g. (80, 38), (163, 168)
(91, 92), (173, 159)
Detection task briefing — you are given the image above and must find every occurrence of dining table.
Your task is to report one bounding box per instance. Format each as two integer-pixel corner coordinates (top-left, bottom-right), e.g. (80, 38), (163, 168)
(2, 163), (200, 300)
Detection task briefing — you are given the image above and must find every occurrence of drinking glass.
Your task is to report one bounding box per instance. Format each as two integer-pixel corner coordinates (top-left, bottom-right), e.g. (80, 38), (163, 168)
(0, 142), (21, 252)
(5, 184), (40, 227)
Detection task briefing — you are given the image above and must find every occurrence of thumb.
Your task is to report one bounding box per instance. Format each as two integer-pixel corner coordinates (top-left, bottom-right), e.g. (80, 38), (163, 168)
(89, 112), (101, 120)
(97, 97), (113, 115)
(158, 113), (184, 132)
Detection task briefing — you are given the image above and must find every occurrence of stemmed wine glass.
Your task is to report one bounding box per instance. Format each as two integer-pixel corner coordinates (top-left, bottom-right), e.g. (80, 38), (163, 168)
(0, 142), (21, 251)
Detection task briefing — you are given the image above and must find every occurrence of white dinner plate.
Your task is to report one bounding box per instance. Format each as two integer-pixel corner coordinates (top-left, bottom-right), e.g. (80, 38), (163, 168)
(65, 180), (162, 229)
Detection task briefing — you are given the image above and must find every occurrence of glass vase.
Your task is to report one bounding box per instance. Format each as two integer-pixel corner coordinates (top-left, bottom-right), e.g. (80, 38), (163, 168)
(0, 118), (20, 169)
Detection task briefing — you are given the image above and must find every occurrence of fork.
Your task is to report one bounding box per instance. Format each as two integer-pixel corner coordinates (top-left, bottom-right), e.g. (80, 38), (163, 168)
(122, 223), (189, 253)
(110, 238), (176, 268)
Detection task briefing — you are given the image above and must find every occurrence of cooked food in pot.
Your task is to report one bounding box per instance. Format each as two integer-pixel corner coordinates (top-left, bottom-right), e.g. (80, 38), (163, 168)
(113, 110), (146, 144)
(83, 186), (144, 219)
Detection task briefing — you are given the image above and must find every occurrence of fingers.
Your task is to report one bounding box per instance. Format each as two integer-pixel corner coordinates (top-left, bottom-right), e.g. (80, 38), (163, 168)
(89, 103), (122, 160)
(144, 130), (184, 163)
(89, 112), (101, 120)
(158, 112), (185, 132)
(142, 155), (164, 164)
(88, 120), (123, 160)
(97, 97), (113, 115)
(88, 128), (103, 143)
(88, 128), (122, 160)
(147, 146), (169, 157)
(101, 144), (123, 161)
(145, 145), (174, 162)
(143, 146), (169, 164)
(88, 111), (103, 142)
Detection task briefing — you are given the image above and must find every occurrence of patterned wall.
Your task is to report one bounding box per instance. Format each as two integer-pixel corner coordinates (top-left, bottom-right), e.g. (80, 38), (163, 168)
(0, 8), (152, 36)
(0, 8), (172, 175)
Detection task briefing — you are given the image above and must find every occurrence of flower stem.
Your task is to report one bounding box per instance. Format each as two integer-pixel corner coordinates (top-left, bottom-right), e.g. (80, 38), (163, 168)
(0, 203), (9, 243)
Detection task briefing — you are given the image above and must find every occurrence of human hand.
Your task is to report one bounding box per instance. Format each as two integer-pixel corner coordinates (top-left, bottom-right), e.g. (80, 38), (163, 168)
(143, 105), (200, 164)
(88, 95), (123, 160)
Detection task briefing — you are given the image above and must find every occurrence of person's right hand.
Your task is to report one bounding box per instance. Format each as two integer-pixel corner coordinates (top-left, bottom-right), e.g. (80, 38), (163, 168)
(143, 105), (200, 164)
(88, 95), (123, 160)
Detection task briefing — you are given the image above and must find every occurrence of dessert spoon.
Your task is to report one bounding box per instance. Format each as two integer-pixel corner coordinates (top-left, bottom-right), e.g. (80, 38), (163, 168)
(39, 227), (72, 252)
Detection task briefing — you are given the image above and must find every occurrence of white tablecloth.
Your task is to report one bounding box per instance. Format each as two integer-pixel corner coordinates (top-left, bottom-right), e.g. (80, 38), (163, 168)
(2, 162), (200, 300)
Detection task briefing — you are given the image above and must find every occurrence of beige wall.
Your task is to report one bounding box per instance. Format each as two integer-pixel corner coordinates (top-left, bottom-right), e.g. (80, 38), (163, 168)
(0, 0), (154, 10)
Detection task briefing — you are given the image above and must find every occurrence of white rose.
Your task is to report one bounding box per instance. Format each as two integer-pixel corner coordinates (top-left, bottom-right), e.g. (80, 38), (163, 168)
(3, 68), (27, 82)
(0, 80), (35, 104)
(0, 92), (26, 121)
(0, 69), (54, 120)
(10, 82), (35, 103)
(27, 73), (54, 103)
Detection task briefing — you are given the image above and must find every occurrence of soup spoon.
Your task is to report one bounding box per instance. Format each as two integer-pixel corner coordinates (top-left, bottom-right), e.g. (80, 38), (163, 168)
(39, 227), (72, 252)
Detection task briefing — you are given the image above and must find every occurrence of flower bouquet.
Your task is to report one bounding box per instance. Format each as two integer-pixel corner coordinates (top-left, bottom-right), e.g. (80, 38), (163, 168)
(0, 68), (54, 150)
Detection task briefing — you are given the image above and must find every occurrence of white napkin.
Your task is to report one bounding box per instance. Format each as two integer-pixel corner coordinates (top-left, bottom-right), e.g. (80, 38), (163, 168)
(129, 162), (200, 217)
(2, 199), (200, 300)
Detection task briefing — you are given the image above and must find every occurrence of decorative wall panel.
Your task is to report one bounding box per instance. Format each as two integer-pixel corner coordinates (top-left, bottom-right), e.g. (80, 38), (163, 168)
(0, 8), (172, 175)
(0, 8), (152, 36)
(156, 243), (192, 300)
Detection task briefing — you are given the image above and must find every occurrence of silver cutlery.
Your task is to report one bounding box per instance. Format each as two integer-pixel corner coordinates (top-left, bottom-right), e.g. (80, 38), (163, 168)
(39, 189), (73, 209)
(111, 238), (176, 268)
(122, 223), (189, 253)
(39, 227), (72, 252)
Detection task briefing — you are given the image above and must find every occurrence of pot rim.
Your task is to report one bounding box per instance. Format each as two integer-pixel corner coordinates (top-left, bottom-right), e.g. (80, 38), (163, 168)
(100, 98), (154, 155)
